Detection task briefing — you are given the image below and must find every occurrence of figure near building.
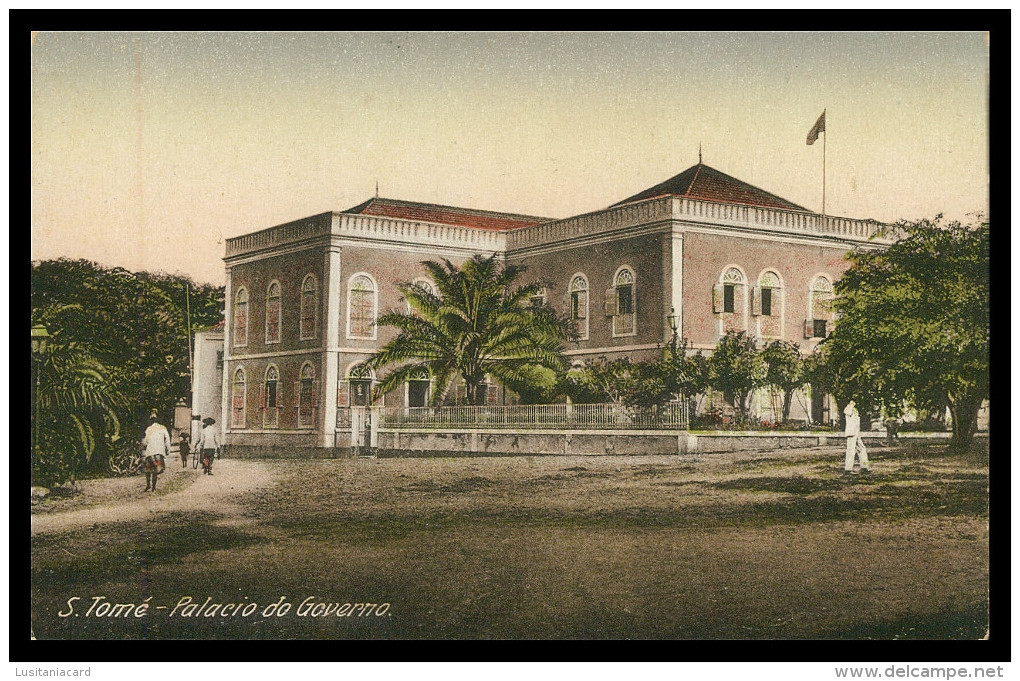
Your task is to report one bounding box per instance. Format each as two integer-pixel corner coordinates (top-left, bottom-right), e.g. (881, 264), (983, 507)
(142, 411), (170, 491)
(843, 400), (870, 475)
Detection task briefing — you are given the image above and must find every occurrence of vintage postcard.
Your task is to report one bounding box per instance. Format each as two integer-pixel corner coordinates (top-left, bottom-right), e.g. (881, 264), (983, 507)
(28, 30), (992, 657)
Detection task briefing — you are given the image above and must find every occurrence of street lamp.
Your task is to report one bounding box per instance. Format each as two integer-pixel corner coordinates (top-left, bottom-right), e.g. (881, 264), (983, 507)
(666, 308), (680, 359)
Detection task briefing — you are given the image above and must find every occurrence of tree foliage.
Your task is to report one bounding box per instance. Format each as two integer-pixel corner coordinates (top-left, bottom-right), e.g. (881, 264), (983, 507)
(662, 337), (710, 406)
(825, 216), (989, 452)
(707, 331), (764, 421)
(562, 357), (642, 405)
(366, 255), (571, 405)
(32, 305), (124, 486)
(31, 259), (224, 483)
(760, 340), (805, 423)
(562, 338), (708, 412)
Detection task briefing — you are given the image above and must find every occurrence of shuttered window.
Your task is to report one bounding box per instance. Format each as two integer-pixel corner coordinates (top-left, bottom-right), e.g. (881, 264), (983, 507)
(348, 274), (377, 339)
(265, 281), (282, 344)
(231, 368), (246, 428)
(233, 288), (248, 347)
(569, 274), (589, 339)
(297, 363), (317, 427)
(300, 275), (317, 340)
(612, 267), (636, 336)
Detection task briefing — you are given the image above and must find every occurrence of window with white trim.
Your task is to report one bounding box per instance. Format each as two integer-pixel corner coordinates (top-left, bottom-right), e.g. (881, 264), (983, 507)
(297, 363), (318, 427)
(347, 274), (377, 339)
(231, 367), (247, 428)
(347, 363), (374, 406)
(407, 367), (431, 408)
(805, 276), (834, 339)
(754, 270), (783, 338)
(233, 288), (248, 347)
(262, 365), (281, 428)
(713, 268), (748, 333)
(570, 274), (589, 340)
(607, 267), (637, 337)
(265, 281), (282, 344)
(300, 274), (318, 340)
(406, 278), (437, 315)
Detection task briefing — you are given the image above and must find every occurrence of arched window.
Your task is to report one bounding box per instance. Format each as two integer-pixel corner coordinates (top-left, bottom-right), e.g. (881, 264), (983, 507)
(231, 367), (247, 428)
(713, 267), (748, 334)
(297, 363), (317, 427)
(607, 266), (636, 337)
(414, 278), (437, 297)
(262, 365), (281, 428)
(265, 281), (282, 344)
(347, 274), (377, 339)
(754, 270), (784, 339)
(406, 278), (437, 315)
(407, 367), (431, 408)
(300, 274), (318, 340)
(570, 274), (589, 340)
(806, 275), (834, 339)
(347, 363), (375, 407)
(233, 288), (248, 347)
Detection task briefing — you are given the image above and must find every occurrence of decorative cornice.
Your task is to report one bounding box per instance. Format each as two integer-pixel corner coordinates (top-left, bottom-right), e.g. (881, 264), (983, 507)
(223, 195), (890, 264)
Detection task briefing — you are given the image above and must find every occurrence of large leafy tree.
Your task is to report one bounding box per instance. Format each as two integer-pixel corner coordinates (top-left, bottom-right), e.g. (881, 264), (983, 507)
(31, 259), (224, 475)
(826, 216), (989, 452)
(662, 336), (710, 408)
(32, 305), (124, 487)
(366, 255), (571, 405)
(707, 331), (764, 421)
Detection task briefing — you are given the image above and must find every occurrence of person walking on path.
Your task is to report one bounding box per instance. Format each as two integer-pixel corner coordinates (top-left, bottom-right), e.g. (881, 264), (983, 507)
(196, 417), (220, 475)
(843, 400), (870, 474)
(178, 431), (191, 469)
(142, 411), (171, 491)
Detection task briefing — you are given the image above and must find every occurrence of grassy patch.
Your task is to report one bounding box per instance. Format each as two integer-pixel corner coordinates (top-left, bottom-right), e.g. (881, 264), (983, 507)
(31, 448), (989, 640)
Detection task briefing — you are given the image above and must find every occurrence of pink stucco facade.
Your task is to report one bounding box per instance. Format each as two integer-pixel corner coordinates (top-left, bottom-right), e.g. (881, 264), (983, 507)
(211, 165), (888, 455)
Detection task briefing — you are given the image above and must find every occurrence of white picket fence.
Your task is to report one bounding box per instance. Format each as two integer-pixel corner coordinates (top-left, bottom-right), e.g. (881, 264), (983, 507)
(365, 402), (689, 431)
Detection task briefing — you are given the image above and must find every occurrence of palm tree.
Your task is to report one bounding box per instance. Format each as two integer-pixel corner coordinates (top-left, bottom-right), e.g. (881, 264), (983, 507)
(366, 255), (571, 406)
(32, 304), (124, 487)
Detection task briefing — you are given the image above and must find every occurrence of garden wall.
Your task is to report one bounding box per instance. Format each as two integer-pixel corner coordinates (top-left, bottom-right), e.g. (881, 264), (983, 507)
(222, 430), (983, 459)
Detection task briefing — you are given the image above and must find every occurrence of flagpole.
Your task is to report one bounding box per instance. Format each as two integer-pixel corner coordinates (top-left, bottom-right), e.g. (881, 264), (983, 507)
(821, 108), (826, 217)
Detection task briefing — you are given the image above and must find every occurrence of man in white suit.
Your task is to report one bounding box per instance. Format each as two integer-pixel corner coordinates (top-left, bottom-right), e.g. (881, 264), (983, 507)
(843, 400), (870, 474)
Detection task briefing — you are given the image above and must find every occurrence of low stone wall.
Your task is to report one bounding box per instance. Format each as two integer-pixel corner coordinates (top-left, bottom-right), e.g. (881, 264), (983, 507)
(222, 444), (346, 460)
(376, 430), (685, 457)
(221, 430), (982, 459)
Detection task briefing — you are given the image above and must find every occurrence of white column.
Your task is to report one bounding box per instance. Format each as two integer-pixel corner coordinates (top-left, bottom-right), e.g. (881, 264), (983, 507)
(662, 224), (684, 344)
(220, 266), (232, 437)
(320, 242), (343, 447)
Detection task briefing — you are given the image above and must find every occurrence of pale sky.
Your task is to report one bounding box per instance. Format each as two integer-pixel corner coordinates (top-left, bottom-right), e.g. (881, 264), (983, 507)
(31, 31), (990, 286)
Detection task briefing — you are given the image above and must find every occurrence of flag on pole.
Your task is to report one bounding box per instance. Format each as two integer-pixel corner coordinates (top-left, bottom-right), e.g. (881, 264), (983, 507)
(806, 111), (826, 145)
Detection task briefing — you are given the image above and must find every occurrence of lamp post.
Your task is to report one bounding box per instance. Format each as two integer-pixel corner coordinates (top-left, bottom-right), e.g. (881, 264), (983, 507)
(665, 309), (688, 425)
(31, 324), (51, 472)
(666, 307), (680, 361)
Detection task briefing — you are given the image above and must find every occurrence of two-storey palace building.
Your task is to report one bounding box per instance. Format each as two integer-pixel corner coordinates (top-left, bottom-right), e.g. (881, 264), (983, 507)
(214, 163), (885, 457)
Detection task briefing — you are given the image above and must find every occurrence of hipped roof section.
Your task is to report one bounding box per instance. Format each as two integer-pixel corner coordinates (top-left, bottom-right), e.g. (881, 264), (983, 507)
(344, 197), (554, 231)
(610, 163), (810, 213)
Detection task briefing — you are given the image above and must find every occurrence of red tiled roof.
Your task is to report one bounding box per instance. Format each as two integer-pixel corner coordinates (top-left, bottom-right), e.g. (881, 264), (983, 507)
(210, 319), (225, 332)
(344, 197), (553, 231)
(610, 164), (810, 212)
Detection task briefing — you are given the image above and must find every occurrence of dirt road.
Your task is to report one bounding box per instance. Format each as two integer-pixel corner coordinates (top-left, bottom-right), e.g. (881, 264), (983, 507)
(30, 460), (275, 536)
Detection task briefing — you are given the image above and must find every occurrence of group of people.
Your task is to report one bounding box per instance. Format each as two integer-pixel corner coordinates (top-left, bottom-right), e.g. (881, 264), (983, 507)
(141, 412), (220, 492)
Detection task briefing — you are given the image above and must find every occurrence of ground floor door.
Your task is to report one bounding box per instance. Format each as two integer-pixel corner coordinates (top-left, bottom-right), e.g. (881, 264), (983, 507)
(811, 385), (829, 425)
(408, 380), (429, 408)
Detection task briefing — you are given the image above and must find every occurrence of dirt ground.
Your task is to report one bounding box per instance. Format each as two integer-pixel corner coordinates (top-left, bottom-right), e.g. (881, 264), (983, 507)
(30, 443), (989, 640)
